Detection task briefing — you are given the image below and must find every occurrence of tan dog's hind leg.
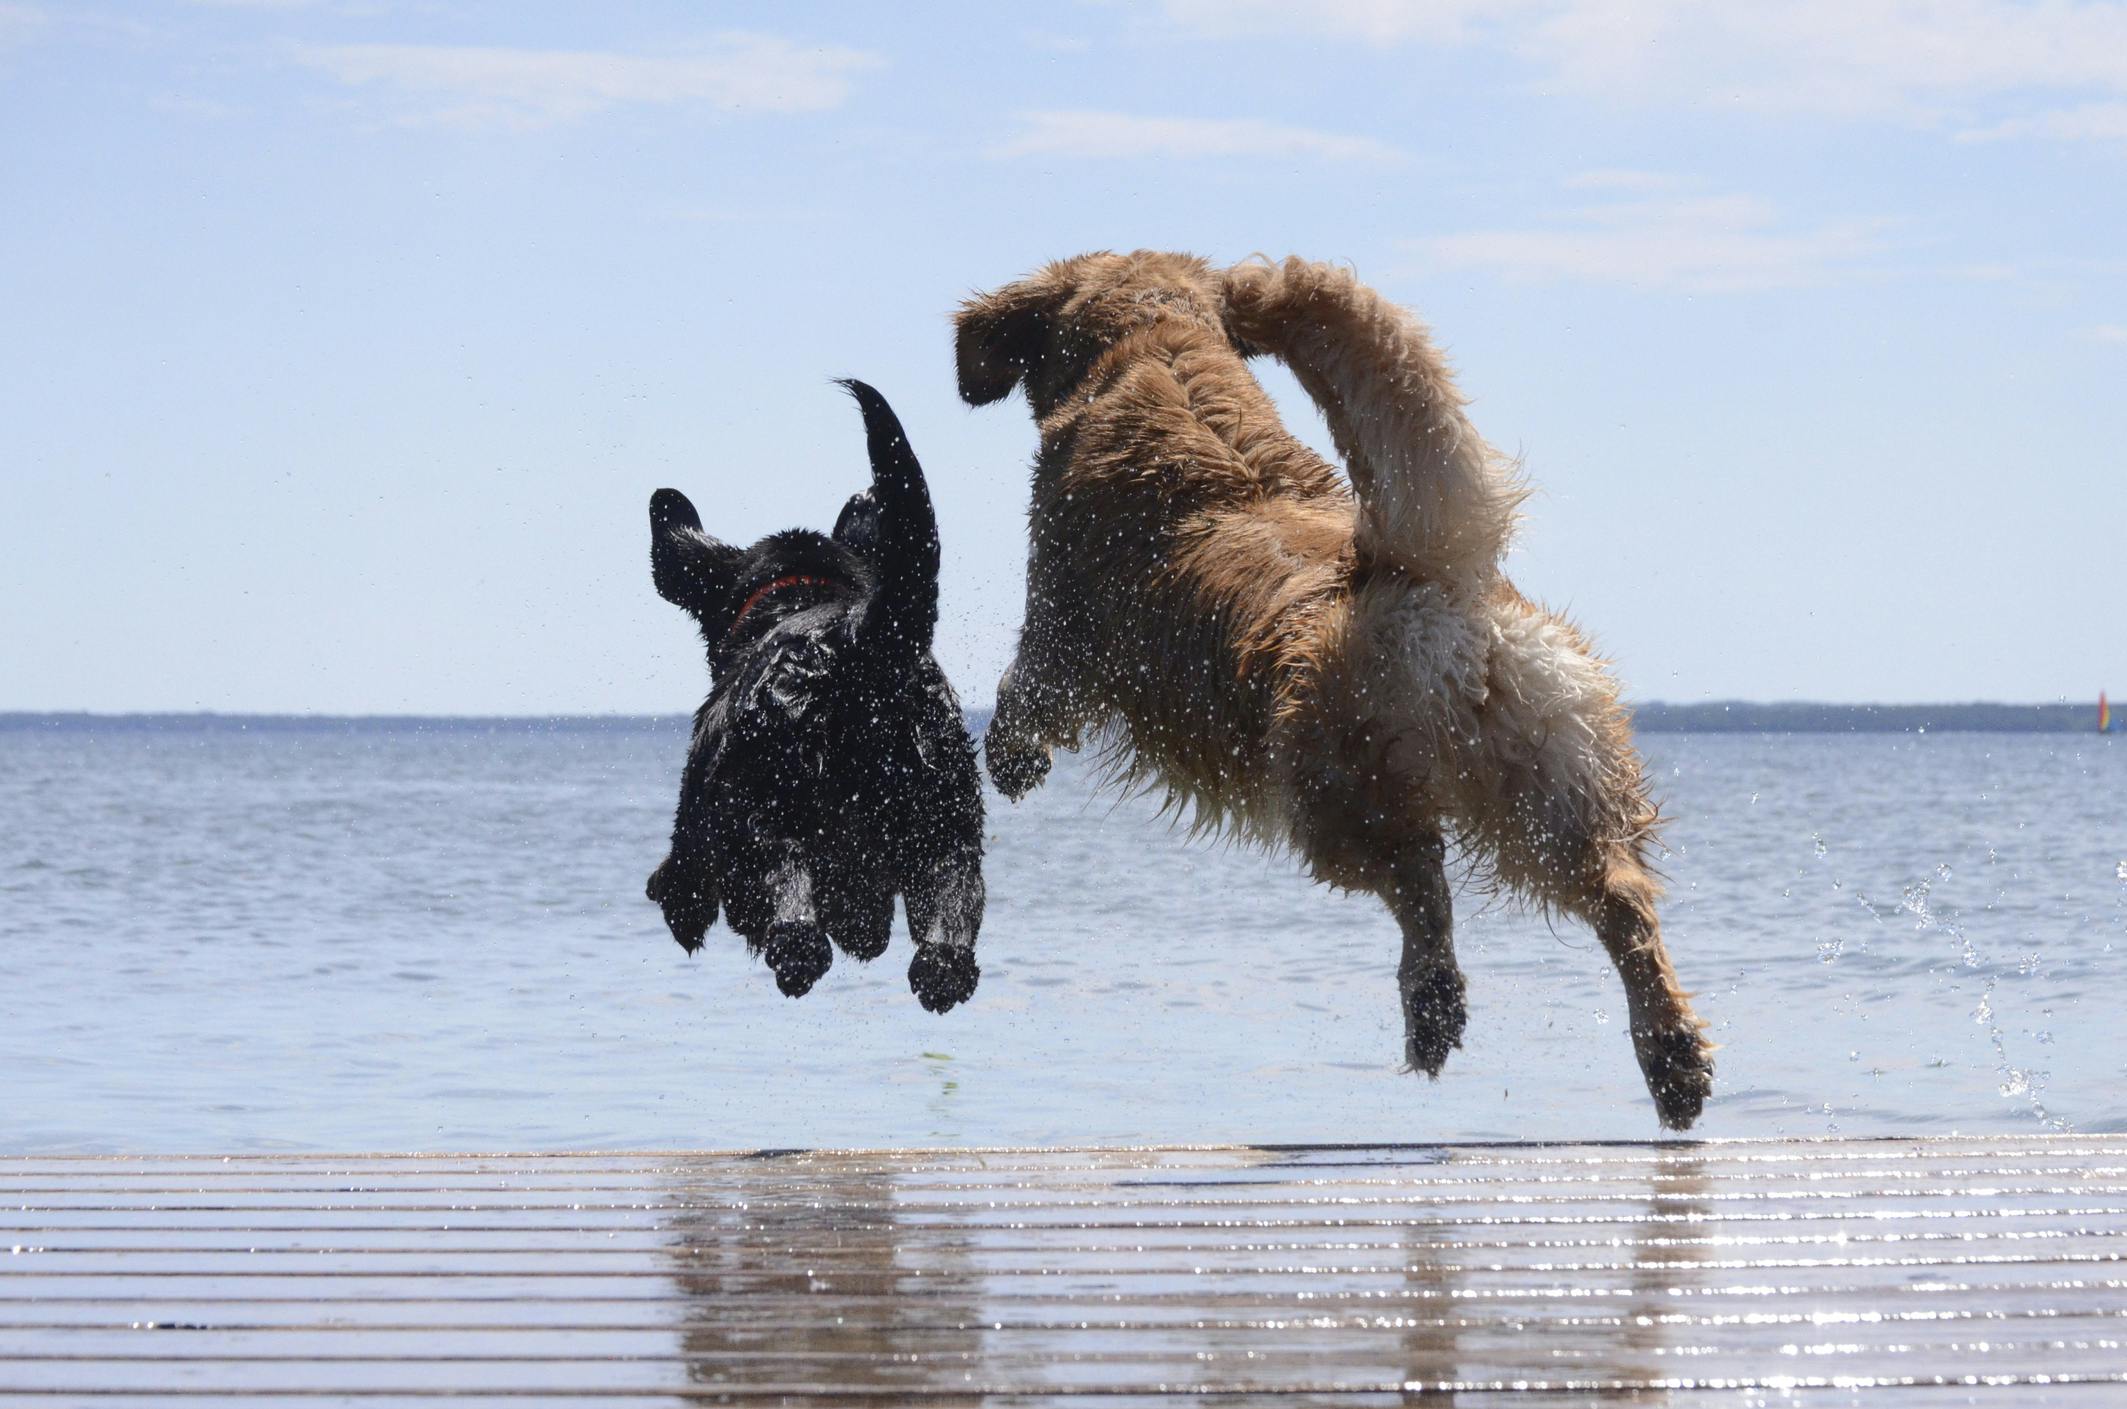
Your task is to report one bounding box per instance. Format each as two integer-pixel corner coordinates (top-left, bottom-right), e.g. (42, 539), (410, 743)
(1287, 740), (1467, 1078)
(1387, 832), (1466, 1078)
(1589, 857), (1713, 1130)
(1488, 798), (1711, 1127)
(1488, 789), (1712, 1128)
(1466, 605), (1715, 1128)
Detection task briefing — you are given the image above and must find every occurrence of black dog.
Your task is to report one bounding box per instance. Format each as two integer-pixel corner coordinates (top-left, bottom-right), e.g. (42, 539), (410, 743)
(645, 381), (984, 1012)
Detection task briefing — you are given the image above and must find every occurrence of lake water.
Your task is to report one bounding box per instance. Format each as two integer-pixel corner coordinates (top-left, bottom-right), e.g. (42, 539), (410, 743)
(2, 720), (2121, 1153)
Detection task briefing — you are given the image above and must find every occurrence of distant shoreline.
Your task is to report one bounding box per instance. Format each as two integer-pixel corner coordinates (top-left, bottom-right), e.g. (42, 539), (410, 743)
(0, 703), (2108, 735)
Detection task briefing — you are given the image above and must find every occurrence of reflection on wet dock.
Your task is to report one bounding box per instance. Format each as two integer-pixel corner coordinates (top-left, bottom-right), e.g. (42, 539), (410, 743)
(3, 1137), (2123, 1404)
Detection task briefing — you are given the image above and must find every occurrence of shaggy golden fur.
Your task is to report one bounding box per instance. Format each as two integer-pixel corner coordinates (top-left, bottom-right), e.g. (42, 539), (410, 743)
(957, 250), (1713, 1129)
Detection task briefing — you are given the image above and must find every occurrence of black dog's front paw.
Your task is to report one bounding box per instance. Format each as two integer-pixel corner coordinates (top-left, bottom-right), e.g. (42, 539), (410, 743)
(764, 922), (832, 998)
(985, 731), (1051, 801)
(647, 860), (716, 955)
(908, 944), (979, 1013)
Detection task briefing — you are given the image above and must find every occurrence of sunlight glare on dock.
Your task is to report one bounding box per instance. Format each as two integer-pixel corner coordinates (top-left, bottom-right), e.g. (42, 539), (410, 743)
(2, 1137), (2123, 1404)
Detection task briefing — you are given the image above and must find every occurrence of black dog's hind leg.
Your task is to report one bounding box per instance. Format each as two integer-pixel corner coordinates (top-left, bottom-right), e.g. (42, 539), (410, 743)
(905, 850), (983, 1013)
(761, 845), (832, 998)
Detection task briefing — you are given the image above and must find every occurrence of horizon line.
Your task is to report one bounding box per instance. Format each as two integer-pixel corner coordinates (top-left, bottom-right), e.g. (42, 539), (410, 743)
(0, 698), (2105, 721)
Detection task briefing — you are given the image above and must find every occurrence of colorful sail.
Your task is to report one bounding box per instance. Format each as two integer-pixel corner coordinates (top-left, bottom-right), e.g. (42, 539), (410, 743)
(2103, 691), (2113, 733)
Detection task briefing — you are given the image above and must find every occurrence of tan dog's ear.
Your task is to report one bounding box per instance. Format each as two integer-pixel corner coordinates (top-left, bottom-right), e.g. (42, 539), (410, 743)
(953, 280), (1054, 406)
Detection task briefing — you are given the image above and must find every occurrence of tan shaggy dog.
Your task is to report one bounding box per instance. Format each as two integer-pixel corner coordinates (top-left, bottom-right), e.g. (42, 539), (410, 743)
(956, 250), (1714, 1129)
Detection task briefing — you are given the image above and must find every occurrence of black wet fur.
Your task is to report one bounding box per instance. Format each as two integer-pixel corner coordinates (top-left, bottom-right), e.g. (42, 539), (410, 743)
(646, 381), (985, 1010)
(908, 943), (981, 1013)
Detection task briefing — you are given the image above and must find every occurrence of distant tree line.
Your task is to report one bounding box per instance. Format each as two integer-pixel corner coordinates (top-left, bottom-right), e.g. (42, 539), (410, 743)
(1628, 701), (2097, 733)
(0, 703), (2109, 735)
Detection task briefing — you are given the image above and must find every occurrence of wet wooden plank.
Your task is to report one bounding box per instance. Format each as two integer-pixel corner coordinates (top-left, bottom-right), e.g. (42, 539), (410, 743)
(2, 1139), (2123, 1402)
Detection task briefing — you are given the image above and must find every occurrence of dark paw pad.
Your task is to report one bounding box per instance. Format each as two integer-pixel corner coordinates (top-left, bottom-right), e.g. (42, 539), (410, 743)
(1636, 1024), (1715, 1131)
(908, 944), (980, 1013)
(985, 734), (1051, 801)
(1401, 967), (1468, 1079)
(764, 923), (832, 998)
(835, 926), (891, 962)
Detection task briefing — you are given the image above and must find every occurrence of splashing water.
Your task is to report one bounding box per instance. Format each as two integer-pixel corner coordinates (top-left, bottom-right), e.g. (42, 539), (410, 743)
(1895, 862), (2064, 1128)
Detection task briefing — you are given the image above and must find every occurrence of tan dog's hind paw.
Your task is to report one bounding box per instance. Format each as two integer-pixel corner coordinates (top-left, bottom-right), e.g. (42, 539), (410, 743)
(1636, 1023), (1715, 1130)
(1400, 967), (1468, 1079)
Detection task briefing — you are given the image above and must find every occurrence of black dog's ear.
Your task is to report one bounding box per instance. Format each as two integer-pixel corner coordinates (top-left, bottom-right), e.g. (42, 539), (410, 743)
(953, 279), (1056, 406)
(832, 487), (880, 563)
(649, 488), (740, 620)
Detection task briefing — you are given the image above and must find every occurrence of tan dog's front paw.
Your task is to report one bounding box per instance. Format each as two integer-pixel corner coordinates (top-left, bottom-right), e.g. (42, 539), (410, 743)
(984, 729), (1051, 800)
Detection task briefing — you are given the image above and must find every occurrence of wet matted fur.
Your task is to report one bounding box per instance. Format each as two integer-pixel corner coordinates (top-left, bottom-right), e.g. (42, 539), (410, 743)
(646, 380), (983, 1012)
(956, 251), (1712, 1128)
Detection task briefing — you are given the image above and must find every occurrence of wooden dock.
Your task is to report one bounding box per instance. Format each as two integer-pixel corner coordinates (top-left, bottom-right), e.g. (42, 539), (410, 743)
(3, 1136), (2123, 1404)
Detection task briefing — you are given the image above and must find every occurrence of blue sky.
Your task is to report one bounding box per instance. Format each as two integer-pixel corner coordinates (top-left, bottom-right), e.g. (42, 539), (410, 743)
(3, 0), (2121, 713)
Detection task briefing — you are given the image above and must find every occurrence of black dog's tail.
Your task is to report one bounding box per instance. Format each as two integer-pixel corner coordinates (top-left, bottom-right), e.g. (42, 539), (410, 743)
(837, 379), (941, 665)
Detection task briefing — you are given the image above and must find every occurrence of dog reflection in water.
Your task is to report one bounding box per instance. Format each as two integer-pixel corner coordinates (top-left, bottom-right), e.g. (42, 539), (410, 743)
(645, 380), (984, 1012)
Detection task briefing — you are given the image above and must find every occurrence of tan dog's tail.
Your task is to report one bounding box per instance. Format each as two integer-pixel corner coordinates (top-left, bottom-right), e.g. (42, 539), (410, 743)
(1221, 257), (1525, 585)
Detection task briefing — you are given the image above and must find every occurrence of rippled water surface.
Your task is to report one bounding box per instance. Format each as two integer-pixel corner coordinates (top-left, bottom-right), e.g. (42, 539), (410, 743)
(2, 721), (2121, 1152)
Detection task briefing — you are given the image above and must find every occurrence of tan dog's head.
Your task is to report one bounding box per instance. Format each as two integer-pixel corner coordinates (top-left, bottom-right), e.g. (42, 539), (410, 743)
(954, 250), (1253, 415)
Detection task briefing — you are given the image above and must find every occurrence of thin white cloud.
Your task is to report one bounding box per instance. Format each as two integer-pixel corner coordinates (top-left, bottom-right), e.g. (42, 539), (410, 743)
(0, 2), (47, 50)
(1163, 0), (2127, 138)
(1563, 167), (1679, 192)
(1410, 189), (1889, 293)
(1161, 0), (1536, 44)
(149, 91), (244, 119)
(1962, 100), (2127, 143)
(1529, 1), (2127, 120)
(991, 109), (1399, 162)
(294, 35), (881, 129)
(1021, 29), (1093, 54)
(2090, 323), (2127, 343)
